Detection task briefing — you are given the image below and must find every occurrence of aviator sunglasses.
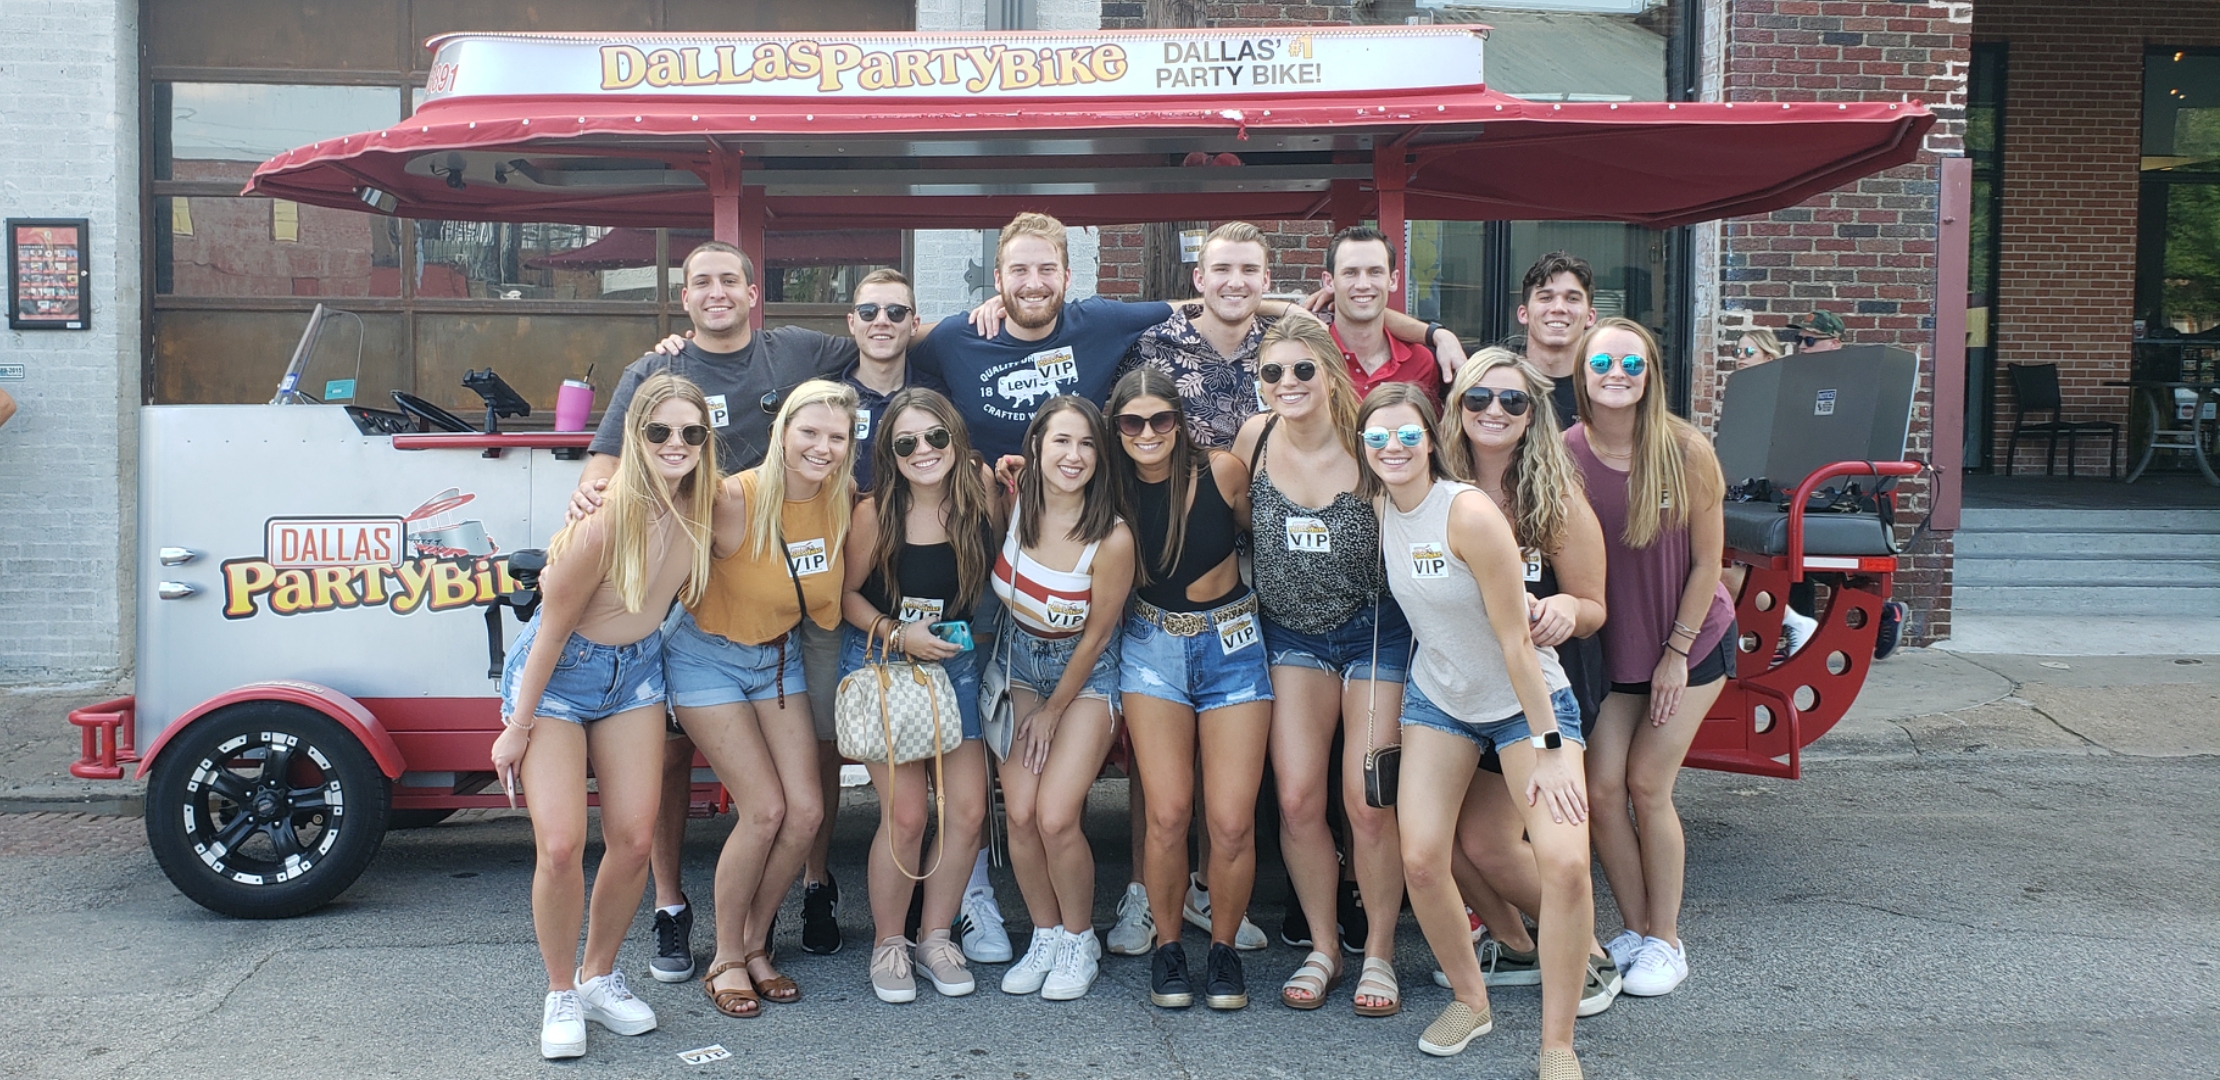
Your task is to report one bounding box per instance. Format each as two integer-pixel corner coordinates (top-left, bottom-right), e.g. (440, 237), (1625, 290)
(853, 302), (913, 323)
(644, 422), (710, 447)
(1587, 352), (1648, 377)
(1361, 424), (1427, 450)
(1460, 387), (1532, 416)
(1259, 360), (1317, 384)
(891, 427), (952, 457)
(1116, 410), (1180, 437)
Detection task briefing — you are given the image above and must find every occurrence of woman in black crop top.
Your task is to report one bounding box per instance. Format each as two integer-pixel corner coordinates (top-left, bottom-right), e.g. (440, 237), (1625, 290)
(1104, 368), (1274, 1013)
(839, 388), (1004, 1004)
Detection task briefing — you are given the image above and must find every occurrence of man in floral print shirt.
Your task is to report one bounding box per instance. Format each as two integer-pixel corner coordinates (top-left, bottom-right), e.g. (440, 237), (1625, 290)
(1115, 222), (1283, 449)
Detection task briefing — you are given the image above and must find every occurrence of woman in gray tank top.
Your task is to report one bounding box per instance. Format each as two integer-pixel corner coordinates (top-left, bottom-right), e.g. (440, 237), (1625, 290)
(1229, 315), (1412, 1017)
(1358, 383), (1595, 1080)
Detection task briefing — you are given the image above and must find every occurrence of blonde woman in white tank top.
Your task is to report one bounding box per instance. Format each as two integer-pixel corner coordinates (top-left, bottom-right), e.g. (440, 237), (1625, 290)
(1356, 383), (1595, 1080)
(987, 397), (1136, 1001)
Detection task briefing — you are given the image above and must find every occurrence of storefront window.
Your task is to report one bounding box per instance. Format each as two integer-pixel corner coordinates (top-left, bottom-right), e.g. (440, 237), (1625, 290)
(156, 83), (403, 185)
(413, 222), (636, 301)
(1966, 42), (2006, 469)
(156, 197), (403, 297)
(2137, 49), (2220, 343)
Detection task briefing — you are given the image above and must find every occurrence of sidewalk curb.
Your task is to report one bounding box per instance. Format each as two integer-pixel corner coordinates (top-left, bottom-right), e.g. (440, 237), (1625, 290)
(0, 793), (144, 817)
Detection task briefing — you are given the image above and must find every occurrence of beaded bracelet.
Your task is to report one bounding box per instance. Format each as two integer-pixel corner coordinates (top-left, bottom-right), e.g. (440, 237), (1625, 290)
(501, 713), (534, 731)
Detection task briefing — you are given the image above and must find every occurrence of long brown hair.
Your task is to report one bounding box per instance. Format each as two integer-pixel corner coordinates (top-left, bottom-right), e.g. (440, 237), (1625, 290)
(546, 372), (716, 611)
(868, 388), (995, 610)
(1017, 395), (1120, 549)
(1257, 311), (1361, 454)
(1440, 347), (1583, 557)
(1573, 317), (1723, 548)
(1353, 382), (1450, 503)
(1107, 367), (1205, 586)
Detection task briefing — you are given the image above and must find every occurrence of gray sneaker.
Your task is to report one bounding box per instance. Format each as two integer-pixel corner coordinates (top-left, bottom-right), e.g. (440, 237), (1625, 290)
(1106, 883), (1156, 956)
(1578, 953), (1622, 1017)
(1479, 936), (1542, 987)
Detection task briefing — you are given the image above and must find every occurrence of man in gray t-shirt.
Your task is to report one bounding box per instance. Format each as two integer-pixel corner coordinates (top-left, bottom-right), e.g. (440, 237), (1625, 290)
(587, 326), (854, 474)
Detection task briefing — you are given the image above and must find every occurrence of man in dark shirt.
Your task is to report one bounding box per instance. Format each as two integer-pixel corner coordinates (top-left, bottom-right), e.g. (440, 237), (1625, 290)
(1514, 251), (1599, 426)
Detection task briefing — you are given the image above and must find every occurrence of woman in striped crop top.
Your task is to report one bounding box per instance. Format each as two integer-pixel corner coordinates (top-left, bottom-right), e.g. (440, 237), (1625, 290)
(984, 396), (1136, 1000)
(1228, 313), (1412, 1017)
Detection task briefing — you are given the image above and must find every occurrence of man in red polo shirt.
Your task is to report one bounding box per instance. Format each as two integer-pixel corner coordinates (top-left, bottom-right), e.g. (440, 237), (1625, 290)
(1320, 225), (1458, 407)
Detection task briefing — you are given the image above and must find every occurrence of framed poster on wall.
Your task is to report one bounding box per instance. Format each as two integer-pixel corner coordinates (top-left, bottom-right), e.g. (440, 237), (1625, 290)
(8, 219), (90, 330)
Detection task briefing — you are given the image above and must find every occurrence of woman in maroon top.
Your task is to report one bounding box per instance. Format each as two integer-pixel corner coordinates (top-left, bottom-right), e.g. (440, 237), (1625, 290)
(1565, 317), (1736, 1000)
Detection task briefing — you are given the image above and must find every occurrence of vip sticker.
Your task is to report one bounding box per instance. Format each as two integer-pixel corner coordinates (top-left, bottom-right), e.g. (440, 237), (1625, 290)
(899, 596), (945, 624)
(1217, 612), (1259, 655)
(855, 407), (873, 441)
(1285, 516), (1331, 553)
(787, 537), (830, 576)
(1030, 345), (1078, 388)
(1409, 542), (1449, 579)
(1523, 548), (1544, 583)
(679, 1044), (732, 1065)
(1044, 595), (1090, 629)
(704, 393), (731, 429)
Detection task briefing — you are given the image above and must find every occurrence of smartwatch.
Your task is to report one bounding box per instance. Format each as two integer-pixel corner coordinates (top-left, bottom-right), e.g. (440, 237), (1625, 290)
(1425, 321), (1447, 349)
(1528, 730), (1563, 750)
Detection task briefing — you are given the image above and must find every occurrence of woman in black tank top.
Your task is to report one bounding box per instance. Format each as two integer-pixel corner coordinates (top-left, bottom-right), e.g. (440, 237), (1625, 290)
(838, 388), (1003, 1003)
(1438, 349), (1621, 1042)
(1106, 368), (1274, 1013)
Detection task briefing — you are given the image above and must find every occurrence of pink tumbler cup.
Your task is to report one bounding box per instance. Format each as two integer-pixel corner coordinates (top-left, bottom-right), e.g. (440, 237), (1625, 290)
(554, 379), (594, 431)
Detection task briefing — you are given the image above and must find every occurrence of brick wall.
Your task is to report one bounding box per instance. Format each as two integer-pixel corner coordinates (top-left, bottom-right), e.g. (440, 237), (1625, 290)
(1096, 2), (1353, 300)
(0, 1), (140, 684)
(1974, 1), (2220, 473)
(1708, 1), (1969, 644)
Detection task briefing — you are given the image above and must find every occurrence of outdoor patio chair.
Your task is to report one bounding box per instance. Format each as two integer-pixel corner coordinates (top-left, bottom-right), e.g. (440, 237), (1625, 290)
(2005, 363), (2119, 479)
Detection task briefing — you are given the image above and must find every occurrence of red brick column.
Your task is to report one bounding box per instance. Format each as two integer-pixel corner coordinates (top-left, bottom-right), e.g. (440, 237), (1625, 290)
(1713, 1), (1970, 645)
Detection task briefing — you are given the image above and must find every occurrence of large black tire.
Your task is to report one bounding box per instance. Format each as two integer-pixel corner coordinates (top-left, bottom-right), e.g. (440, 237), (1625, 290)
(144, 701), (392, 918)
(386, 808), (458, 830)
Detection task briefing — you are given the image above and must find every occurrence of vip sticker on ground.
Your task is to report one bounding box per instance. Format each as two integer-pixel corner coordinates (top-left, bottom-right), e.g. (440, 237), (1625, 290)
(679, 1044), (733, 1065)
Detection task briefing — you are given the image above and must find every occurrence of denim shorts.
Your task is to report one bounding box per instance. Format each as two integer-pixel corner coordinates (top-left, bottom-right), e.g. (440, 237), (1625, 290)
(839, 624), (984, 741)
(500, 618), (667, 724)
(1399, 679), (1586, 753)
(1003, 624), (1120, 708)
(1261, 599), (1414, 684)
(662, 609), (807, 709)
(1119, 594), (1275, 714)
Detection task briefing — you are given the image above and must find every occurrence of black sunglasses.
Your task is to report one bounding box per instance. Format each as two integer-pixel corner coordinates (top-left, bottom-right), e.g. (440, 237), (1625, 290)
(1115, 410), (1179, 437)
(1461, 387), (1532, 417)
(643, 422), (710, 446)
(891, 427), (952, 457)
(853, 302), (913, 323)
(1259, 360), (1317, 384)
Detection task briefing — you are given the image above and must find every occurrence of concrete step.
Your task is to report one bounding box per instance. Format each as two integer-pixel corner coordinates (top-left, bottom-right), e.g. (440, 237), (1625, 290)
(1955, 530), (2220, 558)
(1954, 556), (2220, 587)
(1957, 507), (2220, 533)
(1953, 584), (2220, 617)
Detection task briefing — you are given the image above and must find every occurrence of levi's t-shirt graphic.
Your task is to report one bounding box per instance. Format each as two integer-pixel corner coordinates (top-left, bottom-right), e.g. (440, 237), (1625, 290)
(907, 295), (1172, 460)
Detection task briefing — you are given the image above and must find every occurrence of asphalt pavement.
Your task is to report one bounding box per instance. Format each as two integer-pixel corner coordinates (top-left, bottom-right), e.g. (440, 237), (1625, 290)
(2, 644), (2216, 1080)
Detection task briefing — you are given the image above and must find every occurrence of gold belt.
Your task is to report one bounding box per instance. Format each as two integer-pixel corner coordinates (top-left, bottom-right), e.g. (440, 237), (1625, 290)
(1132, 593), (1256, 637)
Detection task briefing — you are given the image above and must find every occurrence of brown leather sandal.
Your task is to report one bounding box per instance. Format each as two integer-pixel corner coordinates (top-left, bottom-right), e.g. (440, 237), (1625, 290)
(702, 961), (761, 1018)
(745, 949), (802, 1004)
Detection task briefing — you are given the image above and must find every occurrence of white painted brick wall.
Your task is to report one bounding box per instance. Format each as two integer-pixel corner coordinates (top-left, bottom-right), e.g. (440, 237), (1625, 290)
(0, 0), (140, 685)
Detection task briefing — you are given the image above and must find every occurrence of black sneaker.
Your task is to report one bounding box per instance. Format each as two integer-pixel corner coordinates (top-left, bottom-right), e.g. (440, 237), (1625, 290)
(1149, 942), (1194, 1008)
(1279, 904), (1313, 949)
(1203, 942), (1248, 1010)
(1874, 600), (1908, 660)
(801, 877), (842, 955)
(1336, 880), (1367, 956)
(650, 897), (694, 983)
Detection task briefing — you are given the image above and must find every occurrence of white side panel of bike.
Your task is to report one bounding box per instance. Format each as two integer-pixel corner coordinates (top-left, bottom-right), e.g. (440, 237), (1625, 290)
(136, 405), (580, 743)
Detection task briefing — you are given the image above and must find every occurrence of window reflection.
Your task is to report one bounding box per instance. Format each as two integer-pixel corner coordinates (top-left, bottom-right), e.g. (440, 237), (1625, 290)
(2138, 51), (2220, 339)
(1376, 2), (1671, 102)
(414, 222), (632, 300)
(155, 197), (402, 297)
(158, 83), (401, 184)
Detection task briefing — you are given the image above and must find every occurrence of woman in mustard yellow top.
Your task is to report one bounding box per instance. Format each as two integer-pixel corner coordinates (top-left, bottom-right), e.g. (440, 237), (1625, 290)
(662, 379), (859, 1018)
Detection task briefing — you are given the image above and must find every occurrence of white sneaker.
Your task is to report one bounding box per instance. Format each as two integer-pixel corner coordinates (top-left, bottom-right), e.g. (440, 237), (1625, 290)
(1604, 929), (1645, 975)
(1002, 927), (1061, 995)
(956, 887), (1014, 964)
(1620, 936), (1688, 996)
(574, 968), (657, 1036)
(1182, 873), (1267, 951)
(1107, 883), (1155, 956)
(1042, 929), (1100, 1001)
(539, 990), (587, 1059)
(1780, 608), (1819, 656)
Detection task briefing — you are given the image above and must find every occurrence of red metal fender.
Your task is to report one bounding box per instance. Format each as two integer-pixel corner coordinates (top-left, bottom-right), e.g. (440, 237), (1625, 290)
(134, 681), (408, 782)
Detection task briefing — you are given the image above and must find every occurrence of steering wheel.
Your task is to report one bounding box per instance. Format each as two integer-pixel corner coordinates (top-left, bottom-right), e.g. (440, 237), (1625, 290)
(391, 390), (474, 434)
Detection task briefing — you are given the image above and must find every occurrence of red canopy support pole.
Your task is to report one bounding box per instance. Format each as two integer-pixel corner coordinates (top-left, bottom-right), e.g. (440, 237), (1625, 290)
(740, 196), (767, 331)
(706, 143), (764, 330)
(1372, 138), (1410, 312)
(1328, 177), (1362, 236)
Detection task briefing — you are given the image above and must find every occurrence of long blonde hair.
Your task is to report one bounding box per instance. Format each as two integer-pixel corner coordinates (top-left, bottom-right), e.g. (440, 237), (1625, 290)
(1440, 347), (1583, 557)
(546, 372), (716, 611)
(1573, 317), (1723, 548)
(1257, 311), (1361, 454)
(744, 379), (858, 561)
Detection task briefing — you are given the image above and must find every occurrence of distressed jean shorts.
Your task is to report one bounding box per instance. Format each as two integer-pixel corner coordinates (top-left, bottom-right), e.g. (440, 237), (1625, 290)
(839, 624), (984, 742)
(1118, 592), (1274, 714)
(1261, 599), (1415, 684)
(662, 609), (807, 709)
(1399, 680), (1586, 753)
(500, 617), (667, 724)
(1004, 624), (1120, 708)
